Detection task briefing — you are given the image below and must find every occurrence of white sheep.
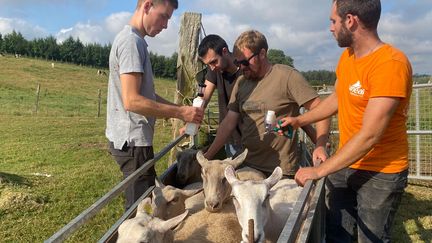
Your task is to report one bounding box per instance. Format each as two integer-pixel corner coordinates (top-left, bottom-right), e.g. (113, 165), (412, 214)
(196, 149), (266, 212)
(173, 199), (242, 243)
(225, 165), (302, 243)
(151, 179), (201, 220)
(117, 197), (189, 243)
(175, 148), (202, 186)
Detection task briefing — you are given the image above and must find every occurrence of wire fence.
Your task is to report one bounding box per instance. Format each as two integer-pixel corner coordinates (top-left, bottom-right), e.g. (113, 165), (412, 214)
(318, 84), (432, 180)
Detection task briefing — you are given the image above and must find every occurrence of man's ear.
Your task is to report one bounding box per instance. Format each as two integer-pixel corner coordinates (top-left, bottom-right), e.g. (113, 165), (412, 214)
(222, 47), (229, 56)
(143, 0), (153, 14)
(259, 48), (267, 58)
(345, 14), (358, 30)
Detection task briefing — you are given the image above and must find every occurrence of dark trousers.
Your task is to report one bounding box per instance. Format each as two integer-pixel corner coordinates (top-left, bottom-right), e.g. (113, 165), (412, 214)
(109, 142), (156, 211)
(325, 167), (408, 243)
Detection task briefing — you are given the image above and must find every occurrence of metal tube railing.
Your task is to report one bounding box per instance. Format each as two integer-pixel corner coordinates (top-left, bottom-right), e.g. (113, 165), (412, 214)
(45, 134), (187, 243)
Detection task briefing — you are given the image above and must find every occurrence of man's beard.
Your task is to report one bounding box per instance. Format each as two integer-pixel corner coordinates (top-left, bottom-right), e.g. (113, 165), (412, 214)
(336, 24), (353, 48)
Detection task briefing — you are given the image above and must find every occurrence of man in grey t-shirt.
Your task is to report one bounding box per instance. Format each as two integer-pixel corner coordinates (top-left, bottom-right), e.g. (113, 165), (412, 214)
(106, 0), (204, 210)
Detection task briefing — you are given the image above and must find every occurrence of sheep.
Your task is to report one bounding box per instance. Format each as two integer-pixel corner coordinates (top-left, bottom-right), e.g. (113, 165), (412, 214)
(196, 149), (266, 212)
(151, 178), (201, 220)
(225, 165), (302, 243)
(117, 197), (189, 243)
(173, 199), (242, 243)
(175, 147), (202, 186)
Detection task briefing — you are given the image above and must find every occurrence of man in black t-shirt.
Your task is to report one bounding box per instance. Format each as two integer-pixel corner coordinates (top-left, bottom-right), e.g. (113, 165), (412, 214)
(198, 35), (242, 157)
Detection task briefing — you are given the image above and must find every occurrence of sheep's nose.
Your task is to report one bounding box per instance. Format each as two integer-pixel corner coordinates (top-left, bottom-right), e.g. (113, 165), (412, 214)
(205, 201), (220, 211)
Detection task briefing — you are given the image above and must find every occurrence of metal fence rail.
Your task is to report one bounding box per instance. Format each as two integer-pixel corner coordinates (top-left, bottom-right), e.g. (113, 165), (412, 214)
(318, 83), (432, 180)
(45, 134), (187, 243)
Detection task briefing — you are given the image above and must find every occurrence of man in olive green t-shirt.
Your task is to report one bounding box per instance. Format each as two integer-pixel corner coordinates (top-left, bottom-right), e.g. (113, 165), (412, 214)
(204, 30), (330, 176)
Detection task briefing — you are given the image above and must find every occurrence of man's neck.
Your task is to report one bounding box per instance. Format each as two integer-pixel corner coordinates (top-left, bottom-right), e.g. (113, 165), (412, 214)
(352, 31), (382, 59)
(129, 11), (147, 38)
(225, 54), (239, 74)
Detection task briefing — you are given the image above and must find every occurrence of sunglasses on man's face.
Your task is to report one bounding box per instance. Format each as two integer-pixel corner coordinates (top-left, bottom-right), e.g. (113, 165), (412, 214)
(234, 53), (259, 67)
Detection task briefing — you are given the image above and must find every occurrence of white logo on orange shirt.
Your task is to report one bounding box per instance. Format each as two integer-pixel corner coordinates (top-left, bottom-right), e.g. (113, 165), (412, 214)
(349, 81), (365, 97)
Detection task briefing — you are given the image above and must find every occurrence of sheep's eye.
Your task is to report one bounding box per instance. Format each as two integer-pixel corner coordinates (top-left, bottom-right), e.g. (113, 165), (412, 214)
(222, 178), (227, 184)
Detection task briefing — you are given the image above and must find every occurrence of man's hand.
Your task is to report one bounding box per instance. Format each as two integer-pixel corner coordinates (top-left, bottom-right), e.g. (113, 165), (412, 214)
(179, 106), (204, 123)
(312, 146), (328, 166)
(278, 116), (301, 130)
(294, 167), (321, 187)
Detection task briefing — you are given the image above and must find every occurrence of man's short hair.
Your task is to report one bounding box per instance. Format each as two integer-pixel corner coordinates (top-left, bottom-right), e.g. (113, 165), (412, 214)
(137, 0), (178, 10)
(233, 30), (268, 56)
(198, 34), (229, 58)
(334, 0), (381, 30)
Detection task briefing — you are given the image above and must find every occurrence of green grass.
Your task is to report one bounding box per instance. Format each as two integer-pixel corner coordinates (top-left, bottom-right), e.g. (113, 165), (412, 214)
(0, 56), (431, 242)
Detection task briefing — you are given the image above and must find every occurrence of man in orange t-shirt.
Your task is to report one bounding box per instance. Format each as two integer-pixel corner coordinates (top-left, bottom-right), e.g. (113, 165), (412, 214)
(279, 0), (412, 242)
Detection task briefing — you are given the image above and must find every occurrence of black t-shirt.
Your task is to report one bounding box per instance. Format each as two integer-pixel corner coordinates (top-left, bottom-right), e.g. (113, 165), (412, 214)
(206, 67), (242, 145)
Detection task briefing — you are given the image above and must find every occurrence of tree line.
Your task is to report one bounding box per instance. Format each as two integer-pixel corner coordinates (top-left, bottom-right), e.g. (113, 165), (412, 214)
(0, 30), (336, 83)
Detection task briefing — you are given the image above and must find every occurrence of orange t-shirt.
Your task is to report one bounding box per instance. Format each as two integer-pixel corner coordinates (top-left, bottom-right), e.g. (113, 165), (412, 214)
(336, 44), (412, 173)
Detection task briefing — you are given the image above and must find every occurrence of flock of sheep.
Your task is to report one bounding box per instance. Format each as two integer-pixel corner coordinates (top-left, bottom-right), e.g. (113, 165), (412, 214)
(116, 148), (302, 243)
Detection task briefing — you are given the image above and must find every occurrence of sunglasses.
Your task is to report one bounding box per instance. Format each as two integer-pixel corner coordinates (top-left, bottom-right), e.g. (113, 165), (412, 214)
(234, 53), (259, 67)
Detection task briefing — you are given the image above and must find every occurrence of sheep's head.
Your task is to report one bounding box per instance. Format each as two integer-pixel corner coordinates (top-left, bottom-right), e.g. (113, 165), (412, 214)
(117, 197), (188, 243)
(196, 149), (248, 212)
(225, 165), (282, 243)
(151, 178), (201, 220)
(175, 148), (200, 185)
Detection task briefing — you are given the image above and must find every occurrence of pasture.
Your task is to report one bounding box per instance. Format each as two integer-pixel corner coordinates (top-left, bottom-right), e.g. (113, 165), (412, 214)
(0, 55), (431, 242)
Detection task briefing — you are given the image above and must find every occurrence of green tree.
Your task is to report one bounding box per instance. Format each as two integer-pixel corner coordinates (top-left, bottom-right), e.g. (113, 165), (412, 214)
(3, 30), (28, 55)
(60, 36), (84, 64)
(0, 33), (3, 53)
(267, 49), (294, 67)
(301, 70), (336, 86)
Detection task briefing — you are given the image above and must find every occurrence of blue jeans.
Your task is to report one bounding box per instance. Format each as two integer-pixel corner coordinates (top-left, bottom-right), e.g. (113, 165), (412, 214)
(325, 167), (408, 243)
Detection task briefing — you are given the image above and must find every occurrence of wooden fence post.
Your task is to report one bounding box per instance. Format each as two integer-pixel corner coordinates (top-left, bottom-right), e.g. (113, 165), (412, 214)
(34, 83), (41, 114)
(97, 89), (102, 117)
(169, 12), (203, 165)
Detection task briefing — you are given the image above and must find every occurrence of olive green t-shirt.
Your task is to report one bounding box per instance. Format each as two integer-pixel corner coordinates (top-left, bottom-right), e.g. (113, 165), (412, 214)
(228, 64), (317, 175)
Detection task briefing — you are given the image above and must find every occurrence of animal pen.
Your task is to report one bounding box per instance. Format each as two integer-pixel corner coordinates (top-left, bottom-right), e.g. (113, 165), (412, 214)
(45, 10), (432, 243)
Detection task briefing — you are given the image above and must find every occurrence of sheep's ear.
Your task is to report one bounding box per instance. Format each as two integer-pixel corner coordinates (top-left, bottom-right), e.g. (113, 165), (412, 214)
(224, 165), (238, 185)
(158, 210), (189, 232)
(228, 148), (248, 168)
(137, 197), (153, 216)
(155, 177), (165, 188)
(196, 150), (208, 167)
(181, 188), (202, 198)
(264, 166), (283, 189)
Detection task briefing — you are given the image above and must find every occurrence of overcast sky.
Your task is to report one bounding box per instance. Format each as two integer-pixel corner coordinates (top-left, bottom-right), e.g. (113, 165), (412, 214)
(0, 0), (431, 74)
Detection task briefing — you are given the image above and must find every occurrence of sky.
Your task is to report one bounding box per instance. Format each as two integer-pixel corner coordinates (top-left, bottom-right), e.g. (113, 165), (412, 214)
(0, 0), (431, 75)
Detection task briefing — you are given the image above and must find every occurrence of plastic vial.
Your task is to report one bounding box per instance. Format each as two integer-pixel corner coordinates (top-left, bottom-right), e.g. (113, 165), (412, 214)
(265, 110), (276, 133)
(185, 83), (206, 136)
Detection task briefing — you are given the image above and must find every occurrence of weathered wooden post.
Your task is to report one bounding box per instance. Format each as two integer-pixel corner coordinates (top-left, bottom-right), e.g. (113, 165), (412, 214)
(34, 83), (41, 114)
(97, 89), (102, 117)
(169, 12), (203, 165)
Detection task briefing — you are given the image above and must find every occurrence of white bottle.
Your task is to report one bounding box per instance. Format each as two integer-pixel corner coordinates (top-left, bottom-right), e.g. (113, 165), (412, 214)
(264, 110), (276, 133)
(185, 84), (206, 136)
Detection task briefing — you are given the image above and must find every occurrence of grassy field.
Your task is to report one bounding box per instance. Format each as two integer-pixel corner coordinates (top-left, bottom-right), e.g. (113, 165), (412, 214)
(0, 55), (431, 242)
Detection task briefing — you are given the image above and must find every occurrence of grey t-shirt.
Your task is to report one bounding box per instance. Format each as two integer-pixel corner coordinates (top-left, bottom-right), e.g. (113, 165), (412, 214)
(106, 25), (156, 149)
